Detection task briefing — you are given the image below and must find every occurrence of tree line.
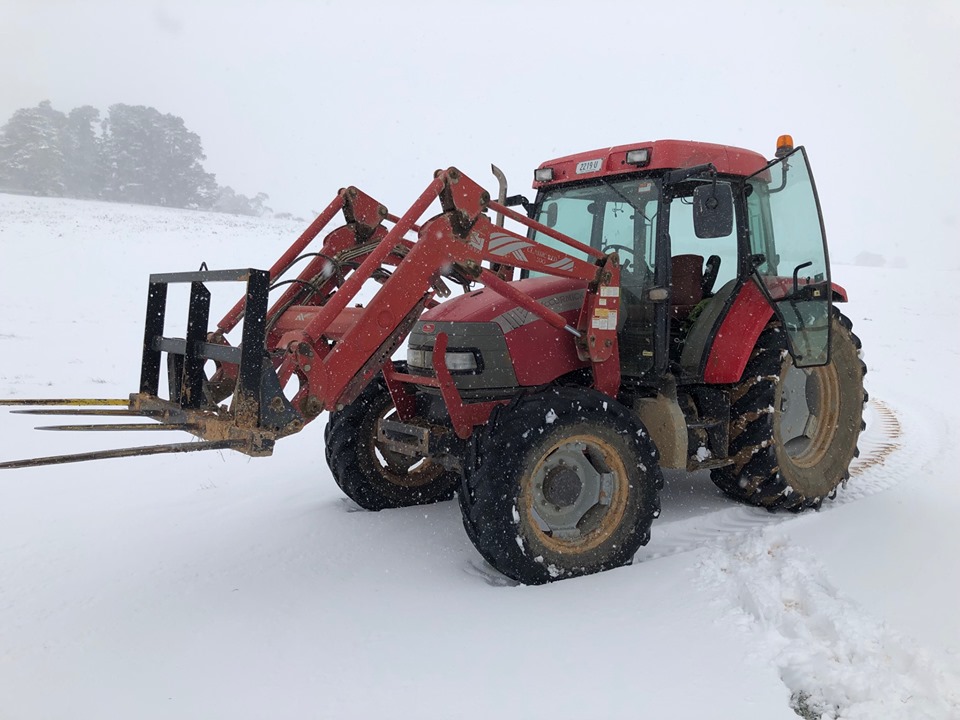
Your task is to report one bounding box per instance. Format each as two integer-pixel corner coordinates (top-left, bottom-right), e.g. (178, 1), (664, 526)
(0, 101), (271, 217)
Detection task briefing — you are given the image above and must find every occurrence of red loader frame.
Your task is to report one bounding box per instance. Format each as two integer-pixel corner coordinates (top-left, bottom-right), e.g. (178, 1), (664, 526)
(0, 168), (621, 468)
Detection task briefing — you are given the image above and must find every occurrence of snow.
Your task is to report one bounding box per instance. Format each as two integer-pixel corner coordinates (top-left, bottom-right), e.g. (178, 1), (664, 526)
(1, 194), (959, 719)
(699, 529), (959, 719)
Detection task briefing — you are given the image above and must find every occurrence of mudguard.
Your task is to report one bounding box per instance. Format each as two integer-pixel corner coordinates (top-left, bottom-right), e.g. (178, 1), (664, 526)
(703, 281), (774, 384)
(702, 280), (849, 383)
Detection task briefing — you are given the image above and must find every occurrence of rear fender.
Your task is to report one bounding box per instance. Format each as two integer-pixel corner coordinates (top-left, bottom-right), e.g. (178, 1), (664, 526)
(703, 281), (774, 384)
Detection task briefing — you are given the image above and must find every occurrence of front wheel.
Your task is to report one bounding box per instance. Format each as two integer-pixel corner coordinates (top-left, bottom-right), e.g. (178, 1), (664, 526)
(324, 365), (459, 510)
(711, 310), (867, 510)
(461, 387), (663, 584)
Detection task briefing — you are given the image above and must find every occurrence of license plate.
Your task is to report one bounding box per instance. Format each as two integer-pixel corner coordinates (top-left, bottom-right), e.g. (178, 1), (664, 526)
(575, 158), (603, 174)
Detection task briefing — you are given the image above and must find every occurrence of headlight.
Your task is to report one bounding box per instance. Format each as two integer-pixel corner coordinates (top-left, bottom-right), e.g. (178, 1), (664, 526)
(407, 348), (428, 368)
(443, 351), (478, 372)
(625, 148), (650, 166)
(406, 347), (478, 372)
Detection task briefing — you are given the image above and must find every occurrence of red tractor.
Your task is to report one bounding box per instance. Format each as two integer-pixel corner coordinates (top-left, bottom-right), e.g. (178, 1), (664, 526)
(2, 136), (866, 585)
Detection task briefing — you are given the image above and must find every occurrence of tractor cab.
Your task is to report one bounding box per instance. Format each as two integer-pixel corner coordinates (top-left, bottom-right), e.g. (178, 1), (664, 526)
(524, 137), (834, 383)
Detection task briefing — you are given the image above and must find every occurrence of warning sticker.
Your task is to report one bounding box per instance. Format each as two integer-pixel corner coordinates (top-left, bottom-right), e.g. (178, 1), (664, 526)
(599, 286), (620, 298)
(590, 309), (618, 331)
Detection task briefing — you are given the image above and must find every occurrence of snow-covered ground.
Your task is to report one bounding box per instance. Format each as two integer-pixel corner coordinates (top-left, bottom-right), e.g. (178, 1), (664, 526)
(1, 193), (958, 719)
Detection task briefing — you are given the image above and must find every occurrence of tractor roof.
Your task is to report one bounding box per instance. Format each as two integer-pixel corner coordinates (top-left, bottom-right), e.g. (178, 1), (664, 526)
(533, 140), (769, 189)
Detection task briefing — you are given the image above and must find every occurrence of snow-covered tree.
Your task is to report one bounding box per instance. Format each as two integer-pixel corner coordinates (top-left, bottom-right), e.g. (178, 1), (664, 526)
(0, 101), (67, 196)
(101, 104), (216, 208)
(62, 106), (102, 198)
(212, 186), (272, 216)
(1, 101), (261, 214)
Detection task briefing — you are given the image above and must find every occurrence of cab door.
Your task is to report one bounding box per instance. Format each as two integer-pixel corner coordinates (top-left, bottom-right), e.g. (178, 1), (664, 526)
(746, 147), (832, 367)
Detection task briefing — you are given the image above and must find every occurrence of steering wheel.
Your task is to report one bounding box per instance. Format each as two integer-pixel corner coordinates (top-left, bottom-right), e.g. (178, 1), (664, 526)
(601, 244), (634, 273)
(702, 255), (721, 296)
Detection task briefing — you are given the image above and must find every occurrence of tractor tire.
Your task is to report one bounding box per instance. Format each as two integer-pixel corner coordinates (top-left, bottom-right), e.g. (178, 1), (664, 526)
(324, 364), (459, 510)
(459, 387), (663, 585)
(710, 309), (866, 511)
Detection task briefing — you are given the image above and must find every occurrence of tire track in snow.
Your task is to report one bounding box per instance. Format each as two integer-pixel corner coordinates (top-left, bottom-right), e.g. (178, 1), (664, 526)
(837, 397), (902, 495)
(467, 398), (956, 715)
(633, 398), (905, 563)
(698, 529), (960, 719)
(693, 400), (960, 718)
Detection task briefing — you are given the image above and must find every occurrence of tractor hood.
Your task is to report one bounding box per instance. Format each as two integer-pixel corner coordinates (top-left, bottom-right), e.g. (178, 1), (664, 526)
(421, 275), (588, 327)
(409, 276), (589, 389)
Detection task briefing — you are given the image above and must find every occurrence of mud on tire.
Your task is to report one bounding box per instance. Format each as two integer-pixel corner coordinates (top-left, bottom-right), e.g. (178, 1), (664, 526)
(711, 309), (867, 511)
(460, 387), (663, 585)
(324, 363), (459, 510)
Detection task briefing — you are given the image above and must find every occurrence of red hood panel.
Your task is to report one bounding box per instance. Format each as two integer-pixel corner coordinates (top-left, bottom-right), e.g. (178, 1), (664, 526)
(422, 276), (588, 323)
(422, 276), (590, 386)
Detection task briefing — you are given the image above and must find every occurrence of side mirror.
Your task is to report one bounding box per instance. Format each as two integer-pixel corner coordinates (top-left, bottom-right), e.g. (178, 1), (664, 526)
(692, 183), (734, 238)
(544, 202), (559, 228)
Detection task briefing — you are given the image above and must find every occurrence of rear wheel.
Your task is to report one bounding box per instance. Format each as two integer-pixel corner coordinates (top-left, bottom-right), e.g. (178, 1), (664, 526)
(460, 387), (662, 584)
(324, 365), (459, 510)
(711, 310), (866, 510)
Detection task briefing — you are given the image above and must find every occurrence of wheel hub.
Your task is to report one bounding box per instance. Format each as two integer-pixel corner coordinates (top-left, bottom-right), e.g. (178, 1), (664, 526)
(779, 364), (814, 453)
(541, 464), (583, 507)
(531, 443), (614, 540)
(778, 359), (840, 467)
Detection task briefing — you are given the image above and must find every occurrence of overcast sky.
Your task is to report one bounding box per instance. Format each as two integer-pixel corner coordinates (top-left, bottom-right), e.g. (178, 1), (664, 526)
(2, 0), (958, 266)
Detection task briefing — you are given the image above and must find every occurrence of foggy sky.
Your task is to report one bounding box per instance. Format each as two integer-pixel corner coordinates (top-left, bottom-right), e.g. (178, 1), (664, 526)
(2, 0), (958, 267)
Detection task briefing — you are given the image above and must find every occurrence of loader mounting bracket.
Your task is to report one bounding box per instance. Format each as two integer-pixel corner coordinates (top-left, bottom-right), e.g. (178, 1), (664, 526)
(140, 267), (301, 437)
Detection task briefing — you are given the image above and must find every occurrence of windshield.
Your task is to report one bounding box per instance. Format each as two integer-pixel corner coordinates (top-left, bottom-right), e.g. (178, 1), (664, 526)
(529, 177), (660, 278)
(529, 177), (662, 377)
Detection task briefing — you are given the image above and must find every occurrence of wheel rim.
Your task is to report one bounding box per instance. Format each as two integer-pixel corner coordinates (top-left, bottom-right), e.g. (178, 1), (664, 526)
(777, 359), (841, 468)
(521, 434), (630, 554)
(370, 407), (445, 489)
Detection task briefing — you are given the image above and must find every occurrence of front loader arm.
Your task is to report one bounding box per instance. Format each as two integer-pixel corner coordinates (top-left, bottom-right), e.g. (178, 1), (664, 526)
(0, 167), (622, 469)
(217, 186), (389, 335)
(281, 168), (622, 421)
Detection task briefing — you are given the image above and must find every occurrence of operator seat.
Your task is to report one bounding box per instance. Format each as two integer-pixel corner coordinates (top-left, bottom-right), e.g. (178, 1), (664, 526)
(670, 254), (704, 320)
